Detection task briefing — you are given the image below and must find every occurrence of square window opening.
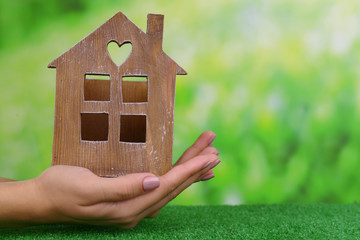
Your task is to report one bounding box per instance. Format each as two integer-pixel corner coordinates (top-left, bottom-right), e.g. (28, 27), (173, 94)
(120, 115), (146, 143)
(122, 76), (148, 103)
(81, 113), (109, 141)
(84, 74), (110, 101)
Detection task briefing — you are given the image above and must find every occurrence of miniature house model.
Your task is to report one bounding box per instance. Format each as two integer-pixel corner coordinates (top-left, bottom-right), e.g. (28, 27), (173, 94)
(48, 12), (186, 177)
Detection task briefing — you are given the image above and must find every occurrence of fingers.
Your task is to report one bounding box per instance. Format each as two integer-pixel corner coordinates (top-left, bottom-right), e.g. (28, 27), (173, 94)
(141, 154), (219, 212)
(134, 156), (221, 222)
(89, 173), (160, 204)
(176, 132), (219, 182)
(176, 131), (216, 166)
(198, 147), (218, 181)
(145, 209), (161, 218)
(200, 169), (214, 181)
(104, 154), (218, 218)
(160, 153), (218, 195)
(79, 154), (220, 227)
(199, 146), (219, 156)
(142, 154), (220, 219)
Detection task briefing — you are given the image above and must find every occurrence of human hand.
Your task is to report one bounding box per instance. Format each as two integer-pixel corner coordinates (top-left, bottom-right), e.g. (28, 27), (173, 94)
(0, 131), (219, 228)
(143, 130), (219, 219)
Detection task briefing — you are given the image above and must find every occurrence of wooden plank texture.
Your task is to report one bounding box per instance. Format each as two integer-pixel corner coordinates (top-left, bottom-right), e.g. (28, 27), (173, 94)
(49, 12), (186, 177)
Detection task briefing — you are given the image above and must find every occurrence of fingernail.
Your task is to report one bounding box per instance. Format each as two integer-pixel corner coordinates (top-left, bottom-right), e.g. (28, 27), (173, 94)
(143, 177), (160, 191)
(201, 173), (215, 181)
(211, 159), (221, 169)
(208, 134), (216, 146)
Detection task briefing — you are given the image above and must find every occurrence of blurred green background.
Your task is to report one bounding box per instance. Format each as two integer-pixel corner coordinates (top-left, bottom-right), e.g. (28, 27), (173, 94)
(1, 0), (360, 205)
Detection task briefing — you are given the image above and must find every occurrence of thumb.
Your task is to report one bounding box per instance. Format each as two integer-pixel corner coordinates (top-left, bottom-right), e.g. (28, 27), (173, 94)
(92, 173), (160, 203)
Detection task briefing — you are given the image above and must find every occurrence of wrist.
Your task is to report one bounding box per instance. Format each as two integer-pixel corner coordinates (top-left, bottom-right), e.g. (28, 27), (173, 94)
(0, 178), (55, 227)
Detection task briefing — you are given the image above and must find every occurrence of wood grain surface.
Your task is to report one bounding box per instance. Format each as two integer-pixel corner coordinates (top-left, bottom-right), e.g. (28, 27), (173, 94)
(48, 12), (186, 177)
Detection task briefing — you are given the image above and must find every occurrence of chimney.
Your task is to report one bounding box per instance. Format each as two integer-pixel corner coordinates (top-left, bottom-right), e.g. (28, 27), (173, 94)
(147, 14), (164, 49)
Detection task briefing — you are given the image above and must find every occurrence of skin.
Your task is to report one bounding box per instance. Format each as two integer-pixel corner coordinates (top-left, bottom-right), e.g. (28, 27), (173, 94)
(0, 131), (220, 228)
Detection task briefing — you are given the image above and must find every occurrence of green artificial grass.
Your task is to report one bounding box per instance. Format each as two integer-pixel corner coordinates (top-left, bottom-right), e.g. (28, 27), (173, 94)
(1, 204), (360, 239)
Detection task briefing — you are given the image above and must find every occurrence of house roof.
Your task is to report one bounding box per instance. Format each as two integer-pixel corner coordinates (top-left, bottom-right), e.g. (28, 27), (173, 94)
(48, 12), (187, 75)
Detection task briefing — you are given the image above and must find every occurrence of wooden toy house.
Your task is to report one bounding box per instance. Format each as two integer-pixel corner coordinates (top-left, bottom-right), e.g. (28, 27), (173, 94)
(48, 12), (186, 177)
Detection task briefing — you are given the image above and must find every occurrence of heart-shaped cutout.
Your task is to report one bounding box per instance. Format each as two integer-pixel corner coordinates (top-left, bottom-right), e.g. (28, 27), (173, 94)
(107, 41), (132, 66)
